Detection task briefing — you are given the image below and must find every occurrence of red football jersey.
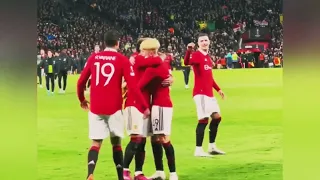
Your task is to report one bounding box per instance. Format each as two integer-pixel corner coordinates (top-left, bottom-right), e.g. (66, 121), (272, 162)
(122, 52), (139, 104)
(131, 52), (139, 57)
(163, 53), (173, 70)
(184, 50), (221, 97)
(138, 57), (172, 107)
(124, 55), (162, 112)
(77, 48), (149, 115)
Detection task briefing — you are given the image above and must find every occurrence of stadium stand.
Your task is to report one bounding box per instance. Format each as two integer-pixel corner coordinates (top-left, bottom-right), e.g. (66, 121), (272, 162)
(37, 0), (283, 68)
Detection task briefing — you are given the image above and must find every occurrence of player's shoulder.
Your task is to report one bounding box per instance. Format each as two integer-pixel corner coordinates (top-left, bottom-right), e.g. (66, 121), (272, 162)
(190, 50), (201, 59)
(87, 52), (98, 59)
(193, 50), (202, 55)
(134, 54), (146, 62)
(130, 52), (139, 58)
(94, 51), (126, 59)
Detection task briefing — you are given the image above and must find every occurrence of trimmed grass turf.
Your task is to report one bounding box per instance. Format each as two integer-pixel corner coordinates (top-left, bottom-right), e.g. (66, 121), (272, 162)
(38, 68), (282, 180)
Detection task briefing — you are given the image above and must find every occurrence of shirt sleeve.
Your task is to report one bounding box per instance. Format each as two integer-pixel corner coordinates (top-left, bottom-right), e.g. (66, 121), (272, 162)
(184, 50), (192, 65)
(137, 67), (157, 90)
(189, 51), (200, 65)
(212, 75), (221, 92)
(135, 55), (162, 68)
(122, 56), (149, 111)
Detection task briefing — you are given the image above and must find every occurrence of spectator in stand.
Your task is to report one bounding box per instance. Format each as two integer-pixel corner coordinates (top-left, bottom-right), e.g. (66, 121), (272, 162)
(37, 0), (283, 69)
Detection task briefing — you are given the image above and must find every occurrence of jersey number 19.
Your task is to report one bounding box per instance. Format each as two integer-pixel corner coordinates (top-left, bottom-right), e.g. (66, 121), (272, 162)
(94, 62), (115, 86)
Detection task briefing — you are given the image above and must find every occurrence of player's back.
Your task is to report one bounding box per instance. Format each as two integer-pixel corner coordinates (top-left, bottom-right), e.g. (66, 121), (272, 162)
(191, 51), (214, 97)
(133, 55), (148, 79)
(88, 50), (127, 115)
(145, 63), (172, 107)
(125, 54), (151, 112)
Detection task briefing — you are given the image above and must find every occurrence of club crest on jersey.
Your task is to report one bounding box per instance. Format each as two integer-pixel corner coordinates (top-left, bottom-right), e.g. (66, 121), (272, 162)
(204, 58), (207, 61)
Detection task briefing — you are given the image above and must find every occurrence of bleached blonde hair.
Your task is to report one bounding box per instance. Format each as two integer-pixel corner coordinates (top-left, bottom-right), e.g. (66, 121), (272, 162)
(140, 38), (160, 51)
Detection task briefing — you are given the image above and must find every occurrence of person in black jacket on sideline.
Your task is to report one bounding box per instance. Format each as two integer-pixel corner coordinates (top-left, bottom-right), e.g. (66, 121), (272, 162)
(57, 49), (72, 93)
(37, 54), (43, 88)
(54, 51), (60, 81)
(79, 48), (90, 72)
(39, 50), (57, 95)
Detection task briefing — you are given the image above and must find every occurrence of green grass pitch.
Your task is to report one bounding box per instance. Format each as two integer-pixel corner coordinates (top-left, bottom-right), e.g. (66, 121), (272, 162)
(38, 68), (282, 180)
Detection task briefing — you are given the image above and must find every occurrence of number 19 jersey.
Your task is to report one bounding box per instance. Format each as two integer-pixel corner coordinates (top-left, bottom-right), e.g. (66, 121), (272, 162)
(77, 48), (149, 115)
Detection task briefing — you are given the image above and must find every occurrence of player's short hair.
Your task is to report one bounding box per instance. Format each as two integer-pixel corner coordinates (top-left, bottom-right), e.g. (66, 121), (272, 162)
(104, 30), (120, 47)
(140, 38), (160, 50)
(198, 33), (209, 39)
(136, 38), (149, 52)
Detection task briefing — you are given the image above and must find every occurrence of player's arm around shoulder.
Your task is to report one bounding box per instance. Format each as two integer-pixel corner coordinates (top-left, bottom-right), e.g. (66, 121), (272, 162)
(122, 56), (150, 117)
(137, 67), (157, 89)
(136, 55), (162, 68)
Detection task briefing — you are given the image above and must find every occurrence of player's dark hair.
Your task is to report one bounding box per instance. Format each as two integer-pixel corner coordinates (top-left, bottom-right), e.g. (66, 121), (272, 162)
(104, 30), (120, 47)
(136, 38), (145, 53)
(198, 33), (209, 39)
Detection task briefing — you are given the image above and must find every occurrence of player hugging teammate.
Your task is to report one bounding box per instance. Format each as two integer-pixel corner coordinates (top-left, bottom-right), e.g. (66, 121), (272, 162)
(122, 38), (177, 180)
(77, 30), (150, 180)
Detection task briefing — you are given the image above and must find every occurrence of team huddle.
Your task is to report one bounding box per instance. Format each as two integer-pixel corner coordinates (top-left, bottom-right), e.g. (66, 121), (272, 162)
(76, 30), (225, 180)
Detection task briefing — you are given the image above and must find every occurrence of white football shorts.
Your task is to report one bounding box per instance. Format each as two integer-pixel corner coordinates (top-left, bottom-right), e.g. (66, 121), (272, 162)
(151, 105), (173, 135)
(123, 106), (150, 137)
(88, 110), (124, 140)
(193, 95), (221, 120)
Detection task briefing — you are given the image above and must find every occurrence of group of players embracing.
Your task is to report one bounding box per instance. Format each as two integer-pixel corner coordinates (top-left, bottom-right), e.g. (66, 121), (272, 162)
(77, 30), (225, 180)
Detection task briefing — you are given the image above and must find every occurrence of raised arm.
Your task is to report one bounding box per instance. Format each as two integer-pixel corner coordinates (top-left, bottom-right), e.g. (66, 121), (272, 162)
(184, 42), (196, 65)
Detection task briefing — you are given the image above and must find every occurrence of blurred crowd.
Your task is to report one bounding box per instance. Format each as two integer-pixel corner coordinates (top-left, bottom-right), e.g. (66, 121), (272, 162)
(37, 0), (283, 68)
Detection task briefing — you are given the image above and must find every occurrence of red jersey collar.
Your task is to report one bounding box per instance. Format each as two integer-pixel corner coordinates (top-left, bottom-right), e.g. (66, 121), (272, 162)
(198, 49), (208, 56)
